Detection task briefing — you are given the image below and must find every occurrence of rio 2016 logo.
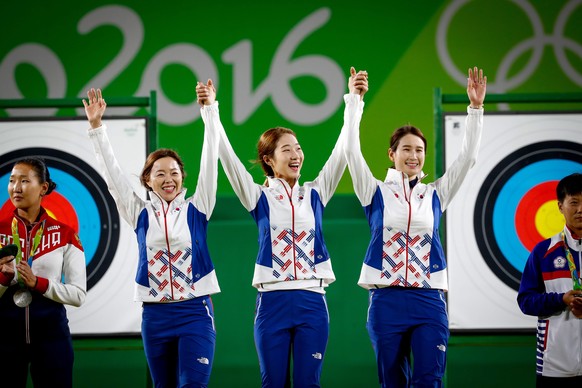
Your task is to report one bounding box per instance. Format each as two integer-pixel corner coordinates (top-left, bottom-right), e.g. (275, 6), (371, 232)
(0, 6), (344, 127)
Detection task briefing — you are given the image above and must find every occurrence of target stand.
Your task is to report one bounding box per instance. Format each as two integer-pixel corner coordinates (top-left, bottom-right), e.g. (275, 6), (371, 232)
(433, 90), (582, 331)
(0, 93), (157, 335)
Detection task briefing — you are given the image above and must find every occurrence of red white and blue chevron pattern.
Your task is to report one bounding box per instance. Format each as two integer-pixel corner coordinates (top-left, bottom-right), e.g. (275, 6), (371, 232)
(382, 227), (432, 287)
(148, 247), (196, 301)
(271, 226), (317, 281)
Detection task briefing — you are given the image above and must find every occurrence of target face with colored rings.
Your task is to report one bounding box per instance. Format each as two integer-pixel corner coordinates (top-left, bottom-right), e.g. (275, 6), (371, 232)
(0, 147), (120, 290)
(474, 140), (582, 291)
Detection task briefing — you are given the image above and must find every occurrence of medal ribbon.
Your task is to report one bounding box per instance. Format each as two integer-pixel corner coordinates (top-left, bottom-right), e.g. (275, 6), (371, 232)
(11, 217), (45, 288)
(562, 232), (582, 291)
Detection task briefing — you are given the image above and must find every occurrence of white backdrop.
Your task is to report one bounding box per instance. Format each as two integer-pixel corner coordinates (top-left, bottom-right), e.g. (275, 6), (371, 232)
(444, 112), (582, 330)
(0, 118), (146, 334)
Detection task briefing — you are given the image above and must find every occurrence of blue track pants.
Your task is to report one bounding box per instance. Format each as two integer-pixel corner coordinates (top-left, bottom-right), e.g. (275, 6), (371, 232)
(254, 290), (329, 388)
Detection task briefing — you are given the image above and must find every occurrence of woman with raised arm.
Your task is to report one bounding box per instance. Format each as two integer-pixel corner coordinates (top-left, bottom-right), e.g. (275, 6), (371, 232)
(196, 67), (368, 387)
(0, 157), (86, 388)
(83, 88), (220, 387)
(344, 67), (486, 387)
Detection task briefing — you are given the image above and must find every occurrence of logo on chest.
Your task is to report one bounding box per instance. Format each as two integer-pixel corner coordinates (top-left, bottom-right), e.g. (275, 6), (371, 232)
(553, 256), (566, 269)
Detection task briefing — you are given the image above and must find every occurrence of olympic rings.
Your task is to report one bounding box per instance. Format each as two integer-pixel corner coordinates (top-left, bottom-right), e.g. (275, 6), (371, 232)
(437, 0), (582, 93)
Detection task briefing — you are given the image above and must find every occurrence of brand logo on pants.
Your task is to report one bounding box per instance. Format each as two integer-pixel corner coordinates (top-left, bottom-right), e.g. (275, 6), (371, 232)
(197, 357), (209, 365)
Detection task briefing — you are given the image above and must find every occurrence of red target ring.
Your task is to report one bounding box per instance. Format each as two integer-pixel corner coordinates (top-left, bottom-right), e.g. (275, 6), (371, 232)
(514, 181), (558, 252)
(0, 191), (80, 233)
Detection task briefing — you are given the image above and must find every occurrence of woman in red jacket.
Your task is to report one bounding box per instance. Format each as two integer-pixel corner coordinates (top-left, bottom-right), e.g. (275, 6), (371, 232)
(0, 157), (87, 388)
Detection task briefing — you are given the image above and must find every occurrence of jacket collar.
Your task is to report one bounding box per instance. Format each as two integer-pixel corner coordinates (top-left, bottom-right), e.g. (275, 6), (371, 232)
(265, 176), (299, 191)
(12, 206), (49, 225)
(149, 188), (187, 207)
(563, 225), (582, 250)
(384, 168), (427, 184)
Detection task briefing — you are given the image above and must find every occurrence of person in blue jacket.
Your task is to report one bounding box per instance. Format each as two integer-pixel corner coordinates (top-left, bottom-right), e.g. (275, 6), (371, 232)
(518, 172), (582, 387)
(83, 88), (220, 387)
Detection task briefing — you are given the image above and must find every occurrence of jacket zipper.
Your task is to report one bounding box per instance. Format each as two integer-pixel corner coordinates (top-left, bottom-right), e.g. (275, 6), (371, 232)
(157, 194), (174, 300)
(401, 173), (413, 287)
(18, 217), (37, 345)
(279, 179), (297, 280)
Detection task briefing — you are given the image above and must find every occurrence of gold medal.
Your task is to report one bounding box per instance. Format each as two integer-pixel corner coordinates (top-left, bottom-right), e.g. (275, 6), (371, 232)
(13, 289), (32, 308)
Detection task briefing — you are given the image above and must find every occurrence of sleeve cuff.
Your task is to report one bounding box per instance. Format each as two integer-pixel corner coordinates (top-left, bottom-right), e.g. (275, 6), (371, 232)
(467, 106), (484, 114)
(33, 276), (49, 294)
(87, 124), (107, 136)
(201, 101), (219, 111)
(343, 93), (365, 108)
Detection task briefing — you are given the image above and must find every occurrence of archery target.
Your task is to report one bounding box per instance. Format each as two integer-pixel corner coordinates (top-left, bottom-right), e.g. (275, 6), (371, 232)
(444, 112), (582, 330)
(0, 147), (119, 289)
(0, 118), (147, 334)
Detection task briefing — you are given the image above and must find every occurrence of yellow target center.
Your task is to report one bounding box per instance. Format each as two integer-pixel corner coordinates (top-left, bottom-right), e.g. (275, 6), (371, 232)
(535, 200), (564, 238)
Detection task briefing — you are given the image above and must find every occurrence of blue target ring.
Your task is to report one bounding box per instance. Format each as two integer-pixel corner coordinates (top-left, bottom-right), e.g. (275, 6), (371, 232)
(47, 169), (101, 263)
(493, 159), (581, 273)
(474, 141), (582, 291)
(0, 170), (100, 261)
(0, 148), (119, 290)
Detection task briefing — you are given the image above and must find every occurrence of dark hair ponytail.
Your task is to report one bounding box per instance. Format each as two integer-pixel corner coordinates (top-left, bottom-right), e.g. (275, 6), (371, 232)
(14, 157), (57, 195)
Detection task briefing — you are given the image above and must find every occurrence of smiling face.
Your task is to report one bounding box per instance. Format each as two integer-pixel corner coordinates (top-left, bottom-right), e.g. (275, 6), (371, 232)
(8, 163), (48, 212)
(146, 156), (184, 203)
(388, 134), (425, 180)
(264, 133), (304, 187)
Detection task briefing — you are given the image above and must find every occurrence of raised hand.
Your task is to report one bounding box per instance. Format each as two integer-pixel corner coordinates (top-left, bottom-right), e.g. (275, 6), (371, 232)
(196, 79), (216, 106)
(83, 88), (107, 129)
(467, 67), (486, 109)
(348, 67), (369, 101)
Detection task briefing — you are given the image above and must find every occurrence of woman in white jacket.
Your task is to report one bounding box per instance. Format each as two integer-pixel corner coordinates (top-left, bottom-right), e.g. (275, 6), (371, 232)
(83, 88), (220, 387)
(344, 67), (487, 387)
(196, 68), (368, 387)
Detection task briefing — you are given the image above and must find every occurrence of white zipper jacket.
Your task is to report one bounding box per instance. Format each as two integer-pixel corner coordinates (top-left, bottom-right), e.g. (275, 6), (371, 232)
(88, 123), (220, 302)
(345, 106), (483, 291)
(201, 94), (364, 292)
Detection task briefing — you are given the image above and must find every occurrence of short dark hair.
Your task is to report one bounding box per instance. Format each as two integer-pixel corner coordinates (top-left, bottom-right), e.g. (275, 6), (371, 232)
(14, 157), (57, 195)
(556, 173), (582, 203)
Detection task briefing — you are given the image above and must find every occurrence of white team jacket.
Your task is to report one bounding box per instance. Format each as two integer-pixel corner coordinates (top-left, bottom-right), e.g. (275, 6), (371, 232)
(88, 123), (220, 302)
(201, 94), (364, 292)
(345, 106), (483, 291)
